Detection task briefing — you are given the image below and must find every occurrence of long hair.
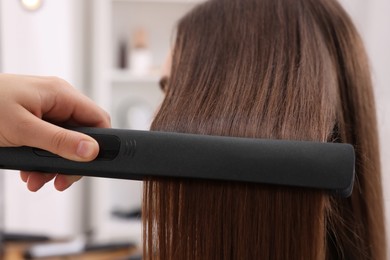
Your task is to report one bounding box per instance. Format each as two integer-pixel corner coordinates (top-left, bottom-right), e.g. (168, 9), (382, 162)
(143, 0), (385, 259)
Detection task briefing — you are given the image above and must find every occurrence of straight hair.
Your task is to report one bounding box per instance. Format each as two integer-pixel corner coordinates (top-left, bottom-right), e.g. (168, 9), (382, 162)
(143, 0), (386, 259)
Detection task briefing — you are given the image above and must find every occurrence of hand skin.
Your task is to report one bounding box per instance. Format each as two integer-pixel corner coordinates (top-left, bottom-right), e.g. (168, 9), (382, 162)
(0, 74), (111, 192)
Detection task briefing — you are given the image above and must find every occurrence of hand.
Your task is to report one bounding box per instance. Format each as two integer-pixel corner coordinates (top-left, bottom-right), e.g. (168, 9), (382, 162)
(0, 74), (111, 191)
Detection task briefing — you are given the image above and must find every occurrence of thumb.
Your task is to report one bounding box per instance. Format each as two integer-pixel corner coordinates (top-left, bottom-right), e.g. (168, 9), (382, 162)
(18, 116), (99, 161)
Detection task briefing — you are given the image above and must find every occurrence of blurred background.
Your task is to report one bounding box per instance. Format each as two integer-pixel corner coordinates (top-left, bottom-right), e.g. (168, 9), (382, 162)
(0, 0), (388, 259)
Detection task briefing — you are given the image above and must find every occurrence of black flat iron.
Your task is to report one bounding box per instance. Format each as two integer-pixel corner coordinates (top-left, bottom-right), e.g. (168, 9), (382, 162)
(0, 127), (355, 197)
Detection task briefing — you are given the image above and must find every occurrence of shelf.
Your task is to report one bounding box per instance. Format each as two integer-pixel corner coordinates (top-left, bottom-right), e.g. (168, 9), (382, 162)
(111, 70), (160, 84)
(91, 0), (188, 247)
(113, 0), (204, 4)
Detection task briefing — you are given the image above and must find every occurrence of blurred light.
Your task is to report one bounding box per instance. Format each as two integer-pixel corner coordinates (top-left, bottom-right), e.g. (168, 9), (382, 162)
(20, 0), (44, 11)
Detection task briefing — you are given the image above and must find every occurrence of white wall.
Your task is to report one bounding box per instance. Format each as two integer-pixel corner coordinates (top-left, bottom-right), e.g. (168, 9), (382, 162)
(1, 0), (83, 83)
(0, 0), (85, 237)
(340, 0), (390, 249)
(366, 0), (390, 250)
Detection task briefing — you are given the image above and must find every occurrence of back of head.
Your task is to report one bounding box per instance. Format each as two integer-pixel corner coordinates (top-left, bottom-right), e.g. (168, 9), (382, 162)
(143, 0), (385, 259)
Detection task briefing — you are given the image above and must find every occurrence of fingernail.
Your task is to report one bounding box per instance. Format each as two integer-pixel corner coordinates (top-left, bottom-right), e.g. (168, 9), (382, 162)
(76, 141), (96, 159)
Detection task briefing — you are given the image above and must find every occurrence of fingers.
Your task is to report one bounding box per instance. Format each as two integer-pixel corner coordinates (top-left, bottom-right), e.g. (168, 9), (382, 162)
(20, 171), (56, 192)
(20, 172), (29, 182)
(0, 74), (111, 192)
(54, 175), (82, 191)
(16, 112), (100, 161)
(20, 172), (81, 192)
(37, 78), (111, 128)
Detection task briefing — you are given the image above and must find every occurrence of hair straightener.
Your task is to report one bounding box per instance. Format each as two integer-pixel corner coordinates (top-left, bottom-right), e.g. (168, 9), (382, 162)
(0, 127), (355, 197)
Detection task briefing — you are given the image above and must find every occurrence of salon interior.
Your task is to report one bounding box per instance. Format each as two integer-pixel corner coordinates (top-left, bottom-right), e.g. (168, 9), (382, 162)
(0, 0), (389, 259)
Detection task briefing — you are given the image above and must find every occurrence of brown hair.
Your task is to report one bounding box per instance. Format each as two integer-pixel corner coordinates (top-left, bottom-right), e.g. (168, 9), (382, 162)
(143, 0), (386, 259)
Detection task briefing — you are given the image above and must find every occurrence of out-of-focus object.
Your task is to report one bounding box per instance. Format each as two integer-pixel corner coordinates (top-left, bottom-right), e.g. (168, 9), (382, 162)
(20, 0), (44, 11)
(23, 236), (135, 259)
(129, 28), (152, 75)
(3, 233), (50, 243)
(117, 99), (153, 130)
(118, 40), (128, 69)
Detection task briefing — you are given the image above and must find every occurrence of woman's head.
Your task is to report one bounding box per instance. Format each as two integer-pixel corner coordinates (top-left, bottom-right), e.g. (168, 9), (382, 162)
(144, 0), (385, 259)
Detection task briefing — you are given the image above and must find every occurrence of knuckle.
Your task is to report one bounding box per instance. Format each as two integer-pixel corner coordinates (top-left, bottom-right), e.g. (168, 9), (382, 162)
(51, 130), (70, 153)
(47, 76), (71, 90)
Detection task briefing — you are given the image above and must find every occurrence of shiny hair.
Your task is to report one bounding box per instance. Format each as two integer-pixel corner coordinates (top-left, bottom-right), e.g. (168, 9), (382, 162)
(142, 0), (386, 259)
